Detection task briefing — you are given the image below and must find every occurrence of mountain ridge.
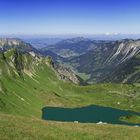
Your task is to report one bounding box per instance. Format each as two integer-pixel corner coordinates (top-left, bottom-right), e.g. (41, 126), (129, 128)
(0, 39), (83, 85)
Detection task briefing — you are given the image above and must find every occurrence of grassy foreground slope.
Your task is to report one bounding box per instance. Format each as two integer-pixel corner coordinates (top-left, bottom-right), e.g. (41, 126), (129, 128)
(0, 113), (140, 140)
(1, 49), (140, 139)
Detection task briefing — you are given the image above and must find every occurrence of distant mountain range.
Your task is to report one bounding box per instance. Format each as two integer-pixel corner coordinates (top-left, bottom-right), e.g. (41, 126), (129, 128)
(36, 37), (140, 84)
(1, 37), (139, 84)
(24, 38), (63, 49)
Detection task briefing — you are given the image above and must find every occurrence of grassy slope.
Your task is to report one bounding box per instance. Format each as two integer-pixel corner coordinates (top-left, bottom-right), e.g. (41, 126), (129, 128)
(2, 62), (140, 117)
(1, 53), (140, 139)
(1, 113), (140, 140)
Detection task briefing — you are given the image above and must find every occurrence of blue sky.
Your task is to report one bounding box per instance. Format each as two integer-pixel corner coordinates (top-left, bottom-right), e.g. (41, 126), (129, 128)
(0, 0), (140, 35)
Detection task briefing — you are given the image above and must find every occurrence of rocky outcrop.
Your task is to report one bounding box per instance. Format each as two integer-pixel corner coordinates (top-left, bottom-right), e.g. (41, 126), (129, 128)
(46, 57), (85, 85)
(53, 64), (84, 85)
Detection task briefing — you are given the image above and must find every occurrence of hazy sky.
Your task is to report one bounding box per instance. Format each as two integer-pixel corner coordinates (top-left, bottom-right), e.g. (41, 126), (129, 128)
(0, 0), (140, 35)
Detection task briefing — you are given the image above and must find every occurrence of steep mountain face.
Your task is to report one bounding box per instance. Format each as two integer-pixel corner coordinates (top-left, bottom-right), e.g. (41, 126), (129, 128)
(101, 53), (140, 83)
(104, 39), (140, 66)
(68, 39), (140, 83)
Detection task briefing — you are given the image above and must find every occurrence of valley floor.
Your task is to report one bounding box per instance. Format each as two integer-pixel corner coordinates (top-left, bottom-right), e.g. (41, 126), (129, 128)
(0, 113), (140, 140)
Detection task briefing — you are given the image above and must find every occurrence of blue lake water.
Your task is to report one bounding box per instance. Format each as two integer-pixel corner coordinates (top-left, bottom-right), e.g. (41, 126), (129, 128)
(42, 105), (140, 126)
